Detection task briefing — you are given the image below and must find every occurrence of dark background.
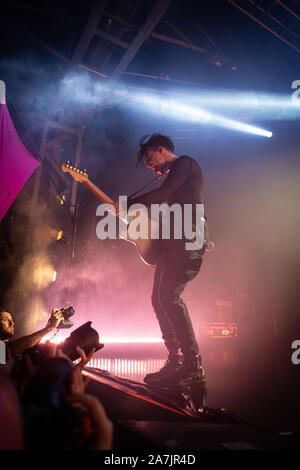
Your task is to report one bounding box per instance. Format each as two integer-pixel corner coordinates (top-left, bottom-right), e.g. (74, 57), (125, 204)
(0, 0), (299, 432)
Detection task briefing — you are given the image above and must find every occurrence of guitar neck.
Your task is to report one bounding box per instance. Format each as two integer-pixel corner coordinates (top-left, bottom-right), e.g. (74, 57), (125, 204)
(83, 179), (128, 224)
(83, 180), (113, 204)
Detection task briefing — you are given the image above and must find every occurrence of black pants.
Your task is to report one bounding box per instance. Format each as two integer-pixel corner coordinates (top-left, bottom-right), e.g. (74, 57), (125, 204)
(151, 245), (204, 358)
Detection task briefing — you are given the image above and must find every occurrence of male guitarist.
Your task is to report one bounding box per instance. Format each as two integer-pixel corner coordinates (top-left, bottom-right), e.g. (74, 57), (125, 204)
(113, 134), (207, 387)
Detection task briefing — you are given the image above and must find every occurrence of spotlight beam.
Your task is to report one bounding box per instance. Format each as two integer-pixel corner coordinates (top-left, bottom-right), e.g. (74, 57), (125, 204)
(121, 90), (273, 137)
(60, 73), (276, 137)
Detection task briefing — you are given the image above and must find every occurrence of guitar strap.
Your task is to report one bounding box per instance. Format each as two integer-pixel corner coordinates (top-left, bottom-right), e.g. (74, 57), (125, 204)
(128, 173), (163, 200)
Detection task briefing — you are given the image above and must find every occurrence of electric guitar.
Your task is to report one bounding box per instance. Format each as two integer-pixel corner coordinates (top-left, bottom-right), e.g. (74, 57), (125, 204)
(61, 162), (162, 265)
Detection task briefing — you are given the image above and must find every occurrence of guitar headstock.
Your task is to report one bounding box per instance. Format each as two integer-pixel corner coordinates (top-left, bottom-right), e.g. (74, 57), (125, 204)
(61, 161), (88, 183)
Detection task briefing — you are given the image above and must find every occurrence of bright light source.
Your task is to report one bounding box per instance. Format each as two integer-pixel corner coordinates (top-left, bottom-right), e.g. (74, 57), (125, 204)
(102, 337), (164, 343)
(41, 331), (69, 344)
(122, 90), (273, 138)
(56, 230), (63, 240)
(32, 257), (57, 289)
(56, 230), (63, 241)
(52, 271), (57, 282)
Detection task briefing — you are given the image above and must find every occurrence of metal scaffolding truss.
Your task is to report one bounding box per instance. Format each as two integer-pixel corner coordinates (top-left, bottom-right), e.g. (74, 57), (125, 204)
(5, 0), (287, 95)
(68, 0), (173, 80)
(28, 118), (85, 235)
(228, 0), (300, 53)
(2, 0), (299, 223)
(17, 0), (176, 221)
(1, 0), (211, 83)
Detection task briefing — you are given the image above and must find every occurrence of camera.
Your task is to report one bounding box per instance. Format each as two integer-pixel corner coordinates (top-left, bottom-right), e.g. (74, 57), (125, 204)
(59, 306), (75, 328)
(25, 321), (104, 366)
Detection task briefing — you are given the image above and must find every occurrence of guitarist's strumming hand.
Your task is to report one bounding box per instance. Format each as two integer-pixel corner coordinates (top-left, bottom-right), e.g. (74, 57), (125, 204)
(112, 200), (121, 216)
(101, 200), (120, 216)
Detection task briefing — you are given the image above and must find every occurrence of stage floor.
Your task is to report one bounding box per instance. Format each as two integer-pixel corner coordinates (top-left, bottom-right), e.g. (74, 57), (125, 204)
(84, 340), (300, 434)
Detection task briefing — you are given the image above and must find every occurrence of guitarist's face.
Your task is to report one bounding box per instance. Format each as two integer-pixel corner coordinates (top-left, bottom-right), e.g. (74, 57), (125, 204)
(144, 146), (166, 174)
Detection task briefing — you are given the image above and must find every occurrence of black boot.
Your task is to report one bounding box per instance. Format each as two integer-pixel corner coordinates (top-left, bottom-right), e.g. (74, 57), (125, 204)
(174, 354), (206, 387)
(151, 355), (206, 388)
(144, 355), (184, 384)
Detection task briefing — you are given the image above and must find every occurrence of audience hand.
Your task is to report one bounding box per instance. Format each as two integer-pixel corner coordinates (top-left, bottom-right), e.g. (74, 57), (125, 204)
(75, 345), (95, 372)
(69, 366), (89, 395)
(68, 393), (113, 450)
(47, 308), (64, 330)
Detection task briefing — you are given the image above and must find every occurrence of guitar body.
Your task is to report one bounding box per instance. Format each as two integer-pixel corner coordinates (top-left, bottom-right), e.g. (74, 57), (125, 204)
(125, 234), (162, 266)
(119, 209), (163, 265)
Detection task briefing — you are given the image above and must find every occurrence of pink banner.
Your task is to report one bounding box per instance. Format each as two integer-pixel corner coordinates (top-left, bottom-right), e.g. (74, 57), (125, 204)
(0, 103), (39, 222)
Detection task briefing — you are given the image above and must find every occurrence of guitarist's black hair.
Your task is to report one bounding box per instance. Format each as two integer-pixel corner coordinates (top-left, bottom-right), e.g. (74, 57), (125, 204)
(137, 134), (175, 167)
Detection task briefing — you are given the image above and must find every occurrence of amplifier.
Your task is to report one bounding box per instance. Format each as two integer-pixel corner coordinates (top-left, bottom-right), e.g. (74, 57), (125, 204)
(196, 322), (238, 339)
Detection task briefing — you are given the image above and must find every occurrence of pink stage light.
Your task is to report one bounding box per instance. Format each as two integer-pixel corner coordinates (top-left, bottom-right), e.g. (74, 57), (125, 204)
(102, 337), (163, 343)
